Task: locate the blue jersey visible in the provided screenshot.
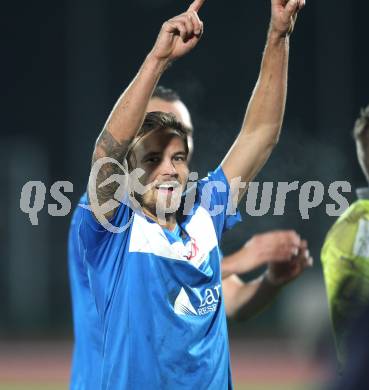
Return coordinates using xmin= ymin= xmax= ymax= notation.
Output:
xmin=68 ymin=166 xmax=240 ymax=389
xmin=68 ymin=199 xmax=103 ymax=390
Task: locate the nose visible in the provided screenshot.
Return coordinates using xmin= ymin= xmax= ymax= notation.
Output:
xmin=160 ymin=157 xmax=178 ymax=177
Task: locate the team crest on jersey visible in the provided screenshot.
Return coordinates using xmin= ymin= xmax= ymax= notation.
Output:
xmin=174 ymin=285 xmax=221 ymax=316
xmin=129 ymin=207 xmax=218 ymax=268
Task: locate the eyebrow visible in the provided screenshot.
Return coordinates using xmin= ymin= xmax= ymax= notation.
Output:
xmin=142 ymin=151 xmax=162 ymax=160
xmin=183 ymin=125 xmax=193 ymax=134
xmin=142 ymin=150 xmax=187 ymax=161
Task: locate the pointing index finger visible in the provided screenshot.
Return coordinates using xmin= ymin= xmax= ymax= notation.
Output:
xmin=188 ymin=0 xmax=206 ymax=13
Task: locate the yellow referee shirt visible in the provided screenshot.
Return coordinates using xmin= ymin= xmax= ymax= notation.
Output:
xmin=322 ymin=189 xmax=369 ymax=365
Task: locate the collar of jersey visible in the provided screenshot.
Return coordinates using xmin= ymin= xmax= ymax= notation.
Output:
xmin=357 ymin=187 xmax=369 ymax=200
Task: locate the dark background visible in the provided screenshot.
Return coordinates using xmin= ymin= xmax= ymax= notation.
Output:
xmin=1 ymin=0 xmax=368 ymax=356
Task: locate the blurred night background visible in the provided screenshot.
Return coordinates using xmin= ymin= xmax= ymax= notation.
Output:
xmin=1 ymin=0 xmax=369 ymax=389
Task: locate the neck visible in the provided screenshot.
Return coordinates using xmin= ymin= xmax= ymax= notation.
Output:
xmin=142 ymin=207 xmax=177 ymax=231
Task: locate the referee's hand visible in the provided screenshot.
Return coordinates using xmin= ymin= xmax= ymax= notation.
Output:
xmin=150 ymin=0 xmax=205 ymax=62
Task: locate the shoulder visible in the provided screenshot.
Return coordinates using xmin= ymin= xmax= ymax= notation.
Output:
xmin=322 ymin=200 xmax=369 ymax=262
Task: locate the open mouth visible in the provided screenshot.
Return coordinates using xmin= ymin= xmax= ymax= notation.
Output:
xmin=155 ymin=181 xmax=180 ymax=193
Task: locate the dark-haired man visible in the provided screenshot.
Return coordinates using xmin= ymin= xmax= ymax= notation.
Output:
xmin=322 ymin=105 xmax=369 ymax=367
xmin=69 ymin=0 xmax=308 ymax=388
xmin=150 ymin=86 xmax=194 ymax=158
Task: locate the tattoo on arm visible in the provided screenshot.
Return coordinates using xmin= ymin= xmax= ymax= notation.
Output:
xmin=88 ymin=128 xmax=132 ymax=219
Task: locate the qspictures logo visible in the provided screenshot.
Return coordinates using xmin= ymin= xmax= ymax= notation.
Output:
xmin=19 ymin=156 xmax=352 ymax=232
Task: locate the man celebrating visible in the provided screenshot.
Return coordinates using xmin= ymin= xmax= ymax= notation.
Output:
xmin=71 ymin=0 xmax=306 ymax=388
xmin=69 ymin=89 xmax=312 ymax=388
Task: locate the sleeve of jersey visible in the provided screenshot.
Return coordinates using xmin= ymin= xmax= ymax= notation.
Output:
xmin=78 ymin=196 xmax=133 ymax=253
xmin=197 ymin=165 xmax=242 ymax=240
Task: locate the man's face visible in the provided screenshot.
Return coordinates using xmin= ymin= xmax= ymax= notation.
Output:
xmin=130 ymin=128 xmax=189 ymax=217
xmin=147 ymin=98 xmax=194 ymax=160
xmin=356 ymin=136 xmax=369 ymax=182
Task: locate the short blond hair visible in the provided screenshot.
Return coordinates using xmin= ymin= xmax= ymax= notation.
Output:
xmin=126 ymin=111 xmax=189 ymax=170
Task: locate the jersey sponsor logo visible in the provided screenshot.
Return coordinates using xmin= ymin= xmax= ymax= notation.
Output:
xmin=174 ymin=288 xmax=198 ymax=316
xmin=174 ymin=285 xmax=221 ymax=317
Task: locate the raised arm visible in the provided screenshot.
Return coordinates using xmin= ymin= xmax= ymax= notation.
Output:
xmin=88 ymin=0 xmax=205 ymax=221
xmin=221 ymin=0 xmax=305 ymax=201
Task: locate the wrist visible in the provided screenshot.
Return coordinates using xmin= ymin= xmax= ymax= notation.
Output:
xmin=145 ymin=52 xmax=172 ymax=74
xmin=267 ymin=26 xmax=291 ymax=43
xmin=221 ymin=255 xmax=238 ymax=279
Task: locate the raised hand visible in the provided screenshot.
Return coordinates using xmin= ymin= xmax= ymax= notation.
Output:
xmin=150 ymin=0 xmax=205 ymax=62
xmin=270 ymin=0 xmax=305 ymax=37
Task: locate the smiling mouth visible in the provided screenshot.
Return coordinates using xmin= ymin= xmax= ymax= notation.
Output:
xmin=155 ymin=182 xmax=180 ymax=193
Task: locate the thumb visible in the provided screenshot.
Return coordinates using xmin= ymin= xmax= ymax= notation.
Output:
xmin=298 ymin=0 xmax=306 ymax=10
xmin=285 ymin=0 xmax=299 ymax=16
